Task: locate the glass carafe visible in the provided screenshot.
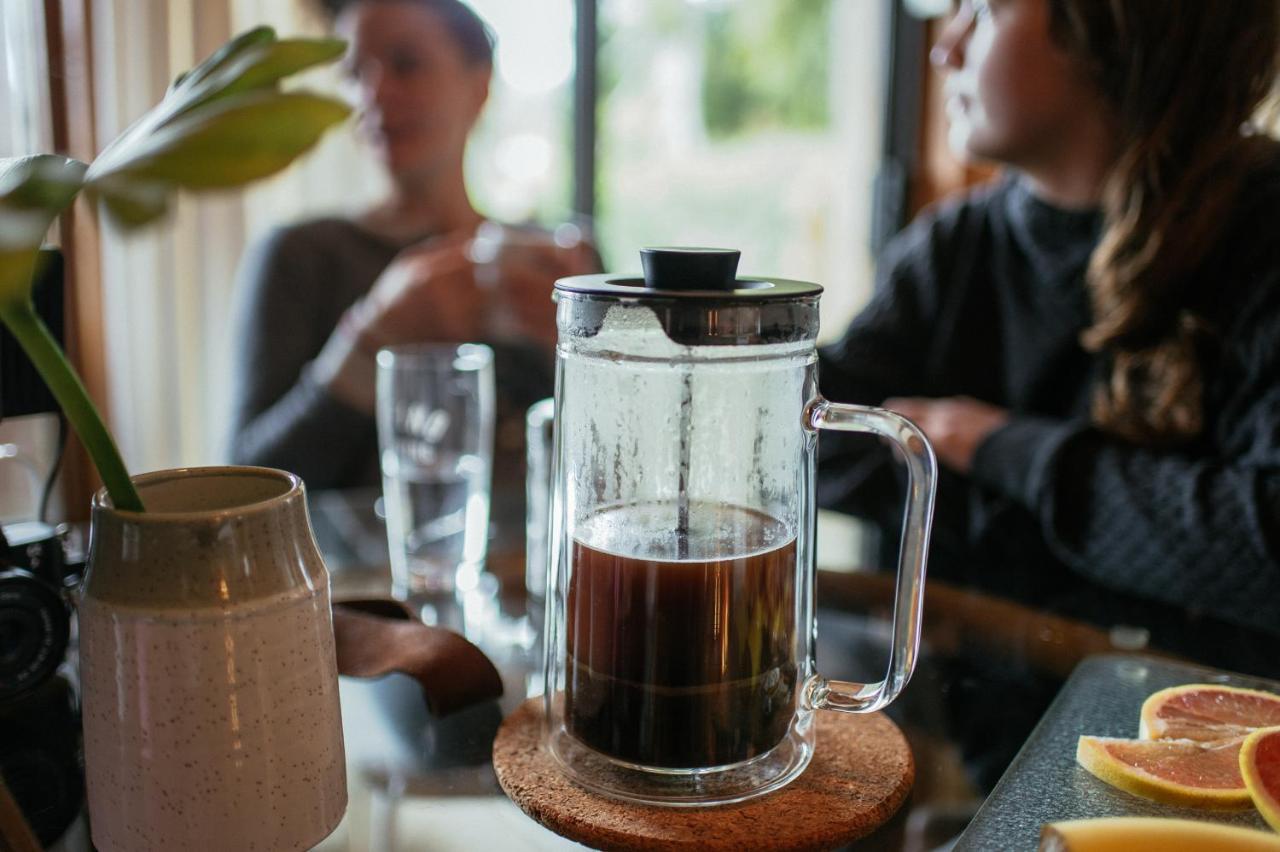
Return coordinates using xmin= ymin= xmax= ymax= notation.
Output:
xmin=542 ymin=248 xmax=936 ymax=806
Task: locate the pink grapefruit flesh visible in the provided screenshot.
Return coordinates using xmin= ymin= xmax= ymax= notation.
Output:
xmin=1077 ymin=735 xmax=1253 ymax=809
xmin=1141 ymin=685 xmax=1280 ymax=742
xmin=1241 ymin=726 xmax=1280 ymax=833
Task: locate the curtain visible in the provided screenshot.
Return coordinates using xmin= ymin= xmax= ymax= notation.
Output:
xmin=0 ymin=0 xmax=58 ymax=522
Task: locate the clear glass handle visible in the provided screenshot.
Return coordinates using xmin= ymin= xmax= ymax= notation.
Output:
xmin=802 ymin=398 xmax=937 ymax=714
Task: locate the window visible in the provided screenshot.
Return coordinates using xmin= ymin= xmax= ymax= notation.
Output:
xmin=467 ymin=0 xmax=578 ymax=224
xmin=74 ymin=0 xmax=905 ymax=473
xmin=593 ymin=0 xmax=888 ymax=339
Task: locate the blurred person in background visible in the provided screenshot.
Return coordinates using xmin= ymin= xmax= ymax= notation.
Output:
xmin=819 ymin=0 xmax=1280 ymax=682
xmin=228 ymin=0 xmax=596 ymax=489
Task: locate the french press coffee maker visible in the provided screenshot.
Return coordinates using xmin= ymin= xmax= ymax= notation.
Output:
xmin=542 ymin=248 xmax=936 ymax=806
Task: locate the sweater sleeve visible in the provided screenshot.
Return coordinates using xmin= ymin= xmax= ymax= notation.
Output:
xmin=816 ymin=196 xmax=988 ymax=515
xmin=970 ymin=390 xmax=1280 ymax=635
xmin=818 ymin=215 xmax=948 ymax=405
xmin=225 ymin=226 xmax=377 ymax=490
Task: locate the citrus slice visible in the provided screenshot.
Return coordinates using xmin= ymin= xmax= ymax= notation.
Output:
xmin=1041 ymin=816 xmax=1280 ymax=851
xmin=1076 ymin=734 xmax=1253 ymax=809
xmin=1241 ymin=726 xmax=1280 ymax=833
xmin=1140 ymin=685 xmax=1280 ymax=742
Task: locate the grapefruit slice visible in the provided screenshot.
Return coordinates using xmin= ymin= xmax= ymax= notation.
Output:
xmin=1140 ymin=685 xmax=1280 ymax=742
xmin=1076 ymin=735 xmax=1253 ymax=809
xmin=1041 ymin=817 xmax=1280 ymax=851
xmin=1241 ymin=726 xmax=1280 ymax=833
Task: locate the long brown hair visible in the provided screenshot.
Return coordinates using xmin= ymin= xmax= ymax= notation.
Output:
xmin=1047 ymin=0 xmax=1280 ymax=444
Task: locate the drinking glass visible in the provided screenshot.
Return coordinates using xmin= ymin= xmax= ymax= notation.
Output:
xmin=376 ymin=344 xmax=495 ymax=600
xmin=468 ymin=220 xmax=592 ymax=340
xmin=525 ymin=397 xmax=555 ymax=600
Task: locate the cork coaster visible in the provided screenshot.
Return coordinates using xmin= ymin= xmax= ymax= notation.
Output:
xmin=493 ymin=698 xmax=913 ymax=852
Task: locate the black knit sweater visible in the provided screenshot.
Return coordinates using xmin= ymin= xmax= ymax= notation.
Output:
xmin=817 ymin=165 xmax=1280 ymax=675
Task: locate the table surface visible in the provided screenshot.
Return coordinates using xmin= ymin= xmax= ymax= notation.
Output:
xmin=305 ymin=489 xmax=1271 ymax=852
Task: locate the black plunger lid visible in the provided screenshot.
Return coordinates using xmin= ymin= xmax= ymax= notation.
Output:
xmin=554 ymin=248 xmax=822 ymax=345
xmin=555 ymin=247 xmax=822 ymax=303
xmin=640 ymin=247 xmax=740 ymax=291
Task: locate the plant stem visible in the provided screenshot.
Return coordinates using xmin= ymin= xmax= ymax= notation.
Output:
xmin=0 ymin=301 xmax=143 ymax=511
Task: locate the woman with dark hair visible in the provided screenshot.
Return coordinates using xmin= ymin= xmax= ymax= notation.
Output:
xmin=227 ymin=0 xmax=596 ymax=488
xmin=819 ymin=0 xmax=1280 ymax=675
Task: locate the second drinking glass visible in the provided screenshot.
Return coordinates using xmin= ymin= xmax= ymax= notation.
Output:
xmin=376 ymin=344 xmax=495 ymax=601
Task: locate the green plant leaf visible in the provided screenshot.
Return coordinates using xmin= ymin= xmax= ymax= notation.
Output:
xmin=179 ymin=25 xmax=277 ymax=90
xmin=84 ymin=28 xmax=349 ymax=229
xmin=0 ymin=249 xmax=40 ymax=310
xmin=0 ymin=27 xmax=350 ymax=514
xmin=0 ymin=156 xmax=86 ymax=306
xmin=93 ymin=26 xmax=282 ymax=176
xmin=0 ymin=155 xmax=87 ymax=243
xmin=172 ymin=38 xmax=349 ymax=120
xmin=0 ymin=299 xmax=143 ymax=511
xmin=87 ymin=90 xmax=350 ymax=195
xmin=215 ymin=38 xmax=348 ymax=94
xmin=88 ymin=176 xmax=170 ymax=228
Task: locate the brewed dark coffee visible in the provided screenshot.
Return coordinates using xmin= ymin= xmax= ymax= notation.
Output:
xmin=565 ymin=501 xmax=797 ymax=769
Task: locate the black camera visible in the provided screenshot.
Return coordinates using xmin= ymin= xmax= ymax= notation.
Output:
xmin=0 ymin=520 xmax=84 ymax=846
xmin=1 ymin=522 xmax=73 ymax=698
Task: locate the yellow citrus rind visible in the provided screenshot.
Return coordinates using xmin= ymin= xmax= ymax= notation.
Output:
xmin=1241 ymin=726 xmax=1280 ymax=834
xmin=1140 ymin=684 xmax=1280 ymax=741
xmin=1040 ymin=817 xmax=1280 ymax=851
xmin=1076 ymin=735 xmax=1253 ymax=810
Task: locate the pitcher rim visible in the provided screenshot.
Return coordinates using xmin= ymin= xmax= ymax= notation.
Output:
xmin=92 ymin=465 xmax=304 ymax=523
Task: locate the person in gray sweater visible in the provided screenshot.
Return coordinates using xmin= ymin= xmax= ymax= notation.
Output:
xmin=227 ymin=0 xmax=596 ymax=489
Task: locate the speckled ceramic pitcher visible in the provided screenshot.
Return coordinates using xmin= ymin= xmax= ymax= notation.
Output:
xmin=78 ymin=467 xmax=347 ymax=851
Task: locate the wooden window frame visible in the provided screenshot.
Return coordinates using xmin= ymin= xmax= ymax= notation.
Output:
xmin=43 ymin=0 xmax=108 ymax=520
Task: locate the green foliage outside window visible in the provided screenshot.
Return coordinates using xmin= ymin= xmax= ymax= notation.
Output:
xmin=702 ymin=0 xmax=831 ymax=139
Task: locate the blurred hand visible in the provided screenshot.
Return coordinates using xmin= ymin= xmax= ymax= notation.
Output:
xmin=352 ymin=232 xmax=486 ymax=347
xmin=475 ymin=234 xmax=599 ymax=350
xmin=882 ymin=395 xmax=1010 ymax=474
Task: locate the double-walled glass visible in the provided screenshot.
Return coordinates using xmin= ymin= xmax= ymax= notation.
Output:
xmin=542 ymin=280 xmax=937 ymax=806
